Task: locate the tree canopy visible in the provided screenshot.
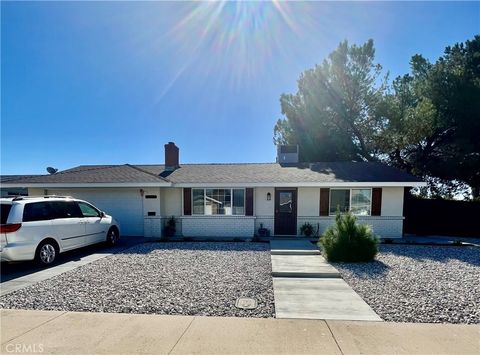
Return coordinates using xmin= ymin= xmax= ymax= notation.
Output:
xmin=274 ymin=36 xmax=480 ymax=199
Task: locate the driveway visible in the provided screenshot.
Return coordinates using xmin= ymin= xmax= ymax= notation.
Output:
xmin=1 ymin=236 xmax=146 ymax=282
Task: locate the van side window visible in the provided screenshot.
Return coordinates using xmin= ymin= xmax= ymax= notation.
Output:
xmin=78 ymin=202 xmax=100 ymax=217
xmin=51 ymin=201 xmax=83 ymax=219
xmin=23 ymin=202 xmax=56 ymax=222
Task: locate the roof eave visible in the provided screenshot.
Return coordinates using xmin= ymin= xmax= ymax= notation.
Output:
xmin=2 ymin=181 xmax=426 ymax=188
xmin=172 ymin=181 xmax=427 ymax=188
xmin=1 ymin=182 xmax=172 ymax=188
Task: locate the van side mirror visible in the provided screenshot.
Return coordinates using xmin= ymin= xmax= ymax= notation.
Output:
xmin=100 ymin=211 xmax=106 ymax=218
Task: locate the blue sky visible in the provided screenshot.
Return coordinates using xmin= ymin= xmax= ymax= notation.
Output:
xmin=1 ymin=1 xmax=479 ymax=175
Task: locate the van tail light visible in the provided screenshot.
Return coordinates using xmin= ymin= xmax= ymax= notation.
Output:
xmin=0 ymin=223 xmax=22 ymax=233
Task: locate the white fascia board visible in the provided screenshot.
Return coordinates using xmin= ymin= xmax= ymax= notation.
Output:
xmin=172 ymin=181 xmax=427 ymax=188
xmin=1 ymin=182 xmax=172 ymax=188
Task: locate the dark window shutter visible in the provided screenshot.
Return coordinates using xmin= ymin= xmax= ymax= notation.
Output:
xmin=320 ymin=188 xmax=329 ymax=216
xmin=183 ymin=188 xmax=192 ymax=215
xmin=245 ymin=188 xmax=254 ymax=216
xmin=371 ymin=188 xmax=382 ymax=216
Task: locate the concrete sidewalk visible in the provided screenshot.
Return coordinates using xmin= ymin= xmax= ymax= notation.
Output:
xmin=1 ymin=309 xmax=479 ymax=355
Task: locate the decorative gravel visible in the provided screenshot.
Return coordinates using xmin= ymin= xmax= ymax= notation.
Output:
xmin=0 ymin=242 xmax=275 ymax=318
xmin=334 ymin=245 xmax=480 ymax=324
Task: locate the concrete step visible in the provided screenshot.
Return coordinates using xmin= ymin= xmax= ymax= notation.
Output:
xmin=270 ymin=254 xmax=341 ymax=279
xmin=270 ymin=240 xmax=320 ymax=256
xmin=271 ymin=249 xmax=321 ymax=256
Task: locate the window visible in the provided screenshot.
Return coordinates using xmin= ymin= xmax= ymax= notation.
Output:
xmin=51 ymin=201 xmax=83 ymax=219
xmin=329 ymin=189 xmax=372 ymax=216
xmin=205 ymin=189 xmax=231 ymax=215
xmin=192 ymin=189 xmax=245 ymax=215
xmin=1 ymin=204 xmax=12 ymax=224
xmin=193 ymin=189 xmax=205 ymax=215
xmin=329 ymin=189 xmax=350 ymax=214
xmin=78 ymin=202 xmax=100 ymax=217
xmin=23 ymin=202 xmax=56 ymax=222
xmin=232 ymin=189 xmax=245 ymax=215
xmin=350 ymin=189 xmax=372 ymax=216
xmin=279 ymin=192 xmax=293 ymax=213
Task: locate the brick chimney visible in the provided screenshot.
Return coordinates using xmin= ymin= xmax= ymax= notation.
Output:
xmin=165 ymin=142 xmax=179 ymax=171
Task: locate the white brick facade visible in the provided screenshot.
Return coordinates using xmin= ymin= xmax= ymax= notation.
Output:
xmin=297 ymin=216 xmax=404 ymax=238
xmin=144 ymin=217 xmax=163 ymax=238
xmin=29 ymin=186 xmax=406 ymax=239
xmin=181 ymin=216 xmax=255 ymax=237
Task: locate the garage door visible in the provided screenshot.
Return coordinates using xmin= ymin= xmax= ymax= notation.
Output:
xmin=47 ymin=189 xmax=144 ymax=236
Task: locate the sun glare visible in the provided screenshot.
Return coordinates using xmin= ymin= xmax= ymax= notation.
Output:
xmin=153 ymin=1 xmax=315 ymax=100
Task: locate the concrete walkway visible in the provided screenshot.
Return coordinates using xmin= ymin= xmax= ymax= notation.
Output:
xmin=1 ymin=309 xmax=479 ymax=355
xmin=270 ymin=240 xmax=381 ymax=321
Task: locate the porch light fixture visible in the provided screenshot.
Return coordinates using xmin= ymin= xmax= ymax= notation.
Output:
xmin=266 ymin=192 xmax=271 ymax=201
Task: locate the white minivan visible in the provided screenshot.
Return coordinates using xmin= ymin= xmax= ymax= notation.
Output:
xmin=0 ymin=196 xmax=120 ymax=266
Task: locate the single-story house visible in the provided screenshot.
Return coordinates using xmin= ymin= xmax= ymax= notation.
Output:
xmin=1 ymin=142 xmax=425 ymax=238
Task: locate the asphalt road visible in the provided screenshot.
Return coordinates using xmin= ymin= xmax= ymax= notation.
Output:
xmin=1 ymin=236 xmax=147 ymax=283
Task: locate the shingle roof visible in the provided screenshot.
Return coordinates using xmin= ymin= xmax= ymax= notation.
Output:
xmin=2 ymin=162 xmax=423 ymax=185
xmin=137 ymin=162 xmax=423 ymax=184
xmin=1 ymin=175 xmax=39 ymax=183
xmin=3 ymin=165 xmax=169 ymax=184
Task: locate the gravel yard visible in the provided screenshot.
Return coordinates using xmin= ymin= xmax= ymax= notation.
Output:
xmin=0 ymin=242 xmax=275 ymax=318
xmin=334 ymin=244 xmax=480 ymax=324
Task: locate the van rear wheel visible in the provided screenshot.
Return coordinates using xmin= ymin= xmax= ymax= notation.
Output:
xmin=35 ymin=240 xmax=58 ymax=266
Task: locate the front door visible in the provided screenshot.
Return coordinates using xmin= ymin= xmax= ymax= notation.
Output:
xmin=274 ymin=188 xmax=297 ymax=235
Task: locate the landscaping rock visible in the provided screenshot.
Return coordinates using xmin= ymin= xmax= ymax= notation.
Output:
xmin=334 ymin=244 xmax=480 ymax=324
xmin=0 ymin=242 xmax=275 ymax=318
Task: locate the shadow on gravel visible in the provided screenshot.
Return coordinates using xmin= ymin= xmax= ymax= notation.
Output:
xmin=379 ymin=244 xmax=480 ymax=267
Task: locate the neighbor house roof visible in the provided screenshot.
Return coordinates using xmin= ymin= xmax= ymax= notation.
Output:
xmin=1 ymin=162 xmax=425 ymax=188
xmin=1 ymin=175 xmax=39 ymax=183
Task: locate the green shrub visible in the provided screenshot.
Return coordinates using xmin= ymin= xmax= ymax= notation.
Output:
xmin=300 ymin=222 xmax=314 ymax=237
xmin=318 ymin=211 xmax=379 ymax=262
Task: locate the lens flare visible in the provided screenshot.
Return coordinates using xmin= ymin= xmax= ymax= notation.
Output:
xmin=148 ymin=1 xmax=322 ymax=101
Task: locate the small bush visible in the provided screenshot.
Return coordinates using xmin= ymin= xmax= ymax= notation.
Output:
xmin=300 ymin=222 xmax=314 ymax=237
xmin=162 ymin=216 xmax=176 ymax=240
xmin=318 ymin=211 xmax=379 ymax=262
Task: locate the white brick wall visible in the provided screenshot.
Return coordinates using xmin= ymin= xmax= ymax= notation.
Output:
xmin=297 ymin=216 xmax=404 ymax=238
xmin=181 ymin=216 xmax=255 ymax=237
xmin=144 ymin=217 xmax=163 ymax=238
xmin=255 ymin=216 xmax=274 ymax=235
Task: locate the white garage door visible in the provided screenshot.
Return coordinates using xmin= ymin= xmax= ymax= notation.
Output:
xmin=47 ymin=188 xmax=144 ymax=236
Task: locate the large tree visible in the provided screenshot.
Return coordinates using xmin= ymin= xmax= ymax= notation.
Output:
xmin=275 ymin=37 xmax=480 ymax=199
xmin=380 ymin=36 xmax=480 ymax=198
xmin=274 ymin=39 xmax=387 ymax=162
